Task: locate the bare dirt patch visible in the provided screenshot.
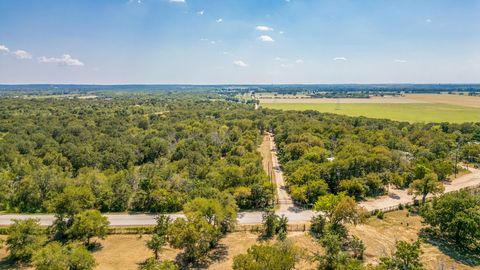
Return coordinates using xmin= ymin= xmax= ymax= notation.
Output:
xmin=258 ymin=134 xmax=272 ymax=176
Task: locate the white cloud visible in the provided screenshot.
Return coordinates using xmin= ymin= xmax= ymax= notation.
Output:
xmin=258 ymin=35 xmax=274 ymax=42
xmin=394 ymin=59 xmax=407 ymax=63
xmin=233 ymin=60 xmax=248 ymax=67
xmin=275 ymin=57 xmax=287 ymax=61
xmin=280 ymin=63 xmax=293 ymax=68
xmin=216 ymin=18 xmax=223 ymax=23
xmin=295 ymin=59 xmax=304 ymax=64
xmin=256 ymin=25 xmax=273 ymax=31
xmin=197 ymin=10 xmax=204 ymax=15
xmin=425 ymin=18 xmax=432 ymax=23
xmin=279 ymin=31 xmax=284 ymax=35
xmin=127 ymin=0 xmax=142 ymax=4
xmin=333 ymin=57 xmax=347 ymax=61
xmin=38 ymin=54 xmax=84 ymax=66
xmin=0 ymin=45 xmax=9 ymax=54
xmin=13 ymin=50 xmax=32 ymax=59
xmin=169 ymin=0 xmax=185 ymax=3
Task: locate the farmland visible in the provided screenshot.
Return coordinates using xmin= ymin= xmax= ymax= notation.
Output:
xmin=260 ymin=94 xmax=480 ymax=123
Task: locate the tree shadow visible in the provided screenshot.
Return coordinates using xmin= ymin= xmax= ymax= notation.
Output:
xmin=0 ymin=258 xmax=25 ymax=270
xmin=87 ymin=242 xmax=104 ymax=252
xmin=419 ymin=228 xmax=480 ymax=267
xmin=388 ymin=193 xmax=400 ymax=200
xmin=174 ymin=243 xmax=229 ymax=269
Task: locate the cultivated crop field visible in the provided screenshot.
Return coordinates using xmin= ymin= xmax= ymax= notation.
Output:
xmin=261 ymin=94 xmax=480 ymax=123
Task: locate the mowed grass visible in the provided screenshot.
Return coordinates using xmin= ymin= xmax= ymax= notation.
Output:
xmin=262 ymin=103 xmax=480 ymax=123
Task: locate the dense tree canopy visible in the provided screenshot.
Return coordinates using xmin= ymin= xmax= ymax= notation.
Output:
xmin=421 ymin=190 xmax=480 ymax=250
xmin=0 ymin=94 xmax=273 ymax=213
xmin=267 ymin=110 xmax=480 ymax=204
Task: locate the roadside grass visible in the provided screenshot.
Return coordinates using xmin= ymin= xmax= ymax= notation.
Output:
xmin=262 ymin=103 xmax=480 ymax=123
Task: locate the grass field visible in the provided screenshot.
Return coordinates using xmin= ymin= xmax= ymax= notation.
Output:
xmin=262 ymin=103 xmax=480 ymax=123
xmin=1 ymin=210 xmax=476 ymax=269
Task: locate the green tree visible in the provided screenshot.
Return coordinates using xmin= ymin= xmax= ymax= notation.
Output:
xmin=408 ymin=172 xmax=444 ymax=204
xmin=146 ymin=215 xmax=171 ymax=260
xmin=314 ymin=193 xmax=365 ymax=225
xmin=262 ymin=209 xmax=280 ymax=239
xmin=67 ymin=209 xmax=110 ymax=245
xmin=168 ymin=217 xmax=220 ymax=263
xmin=316 ymin=230 xmax=363 ymax=270
xmin=66 ymin=242 xmax=97 ymax=270
xmin=376 ymin=240 xmax=425 ymax=270
xmin=232 ymin=241 xmax=301 ymax=270
xmin=32 ymin=242 xmax=96 ymax=270
xmin=32 ymin=242 xmax=69 ymax=270
xmin=140 ymin=258 xmax=178 ymax=270
xmin=421 ymin=190 xmax=480 ymax=249
xmin=6 ymin=218 xmax=46 ymax=262
xmin=183 ymin=196 xmax=237 ymax=233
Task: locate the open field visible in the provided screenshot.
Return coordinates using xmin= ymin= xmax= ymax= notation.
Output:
xmin=348 ymin=210 xmax=477 ymax=270
xmin=262 ymin=103 xmax=480 ymax=123
xmin=2 ymin=211 xmax=475 ymax=270
xmin=406 ymin=94 xmax=480 ymax=108
xmin=0 ymin=232 xmax=320 ymax=270
xmin=259 ymin=96 xmax=424 ymax=104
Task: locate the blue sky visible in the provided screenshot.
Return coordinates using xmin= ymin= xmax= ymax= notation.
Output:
xmin=0 ymin=0 xmax=479 ymax=84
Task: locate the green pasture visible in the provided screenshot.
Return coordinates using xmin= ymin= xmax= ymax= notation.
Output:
xmin=261 ymin=103 xmax=480 ymax=123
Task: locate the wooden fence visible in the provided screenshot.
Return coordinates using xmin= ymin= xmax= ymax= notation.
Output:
xmin=370 ymin=183 xmax=480 ymax=214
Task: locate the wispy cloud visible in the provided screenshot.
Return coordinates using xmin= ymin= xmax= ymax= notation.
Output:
xmin=256 ymin=25 xmax=273 ymax=31
xmin=275 ymin=57 xmax=287 ymax=61
xmin=425 ymin=18 xmax=432 ymax=23
xmin=216 ymin=18 xmax=223 ymax=23
xmin=38 ymin=54 xmax=84 ymax=66
xmin=258 ymin=35 xmax=274 ymax=42
xmin=333 ymin=57 xmax=347 ymax=61
xmin=233 ymin=60 xmax=248 ymax=67
xmin=0 ymin=45 xmax=9 ymax=54
xmin=127 ymin=0 xmax=142 ymax=4
xmin=169 ymin=0 xmax=185 ymax=3
xmin=295 ymin=59 xmax=304 ymax=64
xmin=394 ymin=59 xmax=407 ymax=63
xmin=197 ymin=10 xmax=204 ymax=15
xmin=13 ymin=50 xmax=32 ymax=59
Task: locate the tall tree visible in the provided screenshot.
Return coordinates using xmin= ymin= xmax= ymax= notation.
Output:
xmin=408 ymin=172 xmax=444 ymax=204
xmin=6 ymin=218 xmax=46 ymax=262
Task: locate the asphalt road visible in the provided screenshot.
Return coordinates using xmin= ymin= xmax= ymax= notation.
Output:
xmin=1 ymin=137 xmax=479 ymax=227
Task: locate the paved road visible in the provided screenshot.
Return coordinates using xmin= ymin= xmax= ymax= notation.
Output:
xmin=1 ymin=142 xmax=478 ymax=226
xmin=359 ymin=166 xmax=480 ymax=212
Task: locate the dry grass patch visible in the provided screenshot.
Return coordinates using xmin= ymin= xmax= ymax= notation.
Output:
xmin=92 ymin=232 xmax=319 ymax=270
xmin=406 ymin=94 xmax=480 ymax=108
xmin=348 ymin=210 xmax=476 ymax=270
